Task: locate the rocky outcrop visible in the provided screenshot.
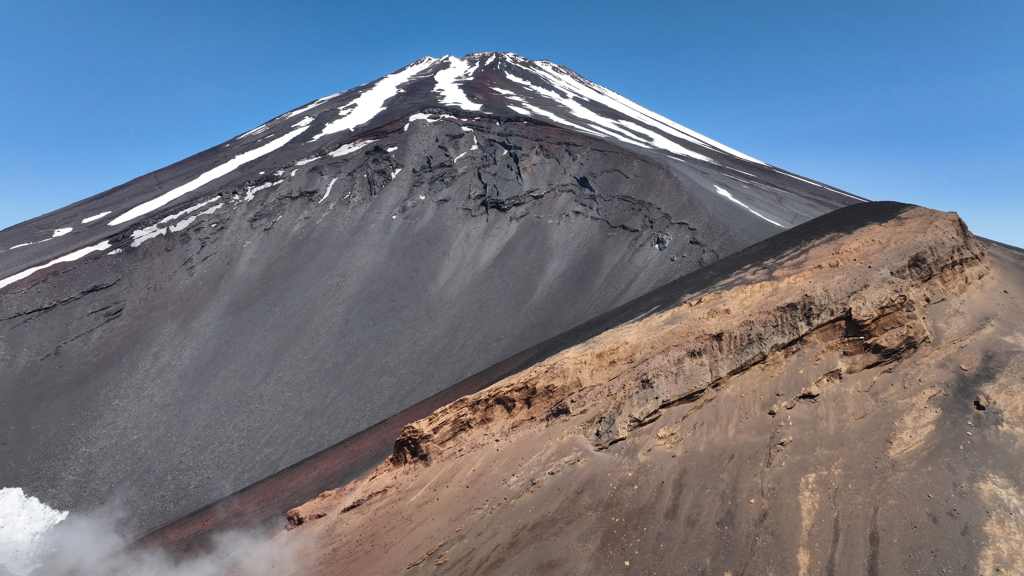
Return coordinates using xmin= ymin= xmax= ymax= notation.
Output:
xmin=281 ymin=206 xmax=1024 ymax=575
xmin=386 ymin=207 xmax=986 ymax=463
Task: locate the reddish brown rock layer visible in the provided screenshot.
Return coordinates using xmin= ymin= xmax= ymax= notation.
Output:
xmin=281 ymin=207 xmax=1024 ymax=575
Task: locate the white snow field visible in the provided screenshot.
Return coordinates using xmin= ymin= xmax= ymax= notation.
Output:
xmin=0 ymin=488 xmax=68 ymax=576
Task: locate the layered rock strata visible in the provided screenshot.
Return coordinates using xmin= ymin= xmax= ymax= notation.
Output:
xmin=283 ymin=205 xmax=1024 ymax=575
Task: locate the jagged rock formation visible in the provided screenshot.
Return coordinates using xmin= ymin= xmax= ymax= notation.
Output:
xmin=283 ymin=203 xmax=1024 ymax=575
xmin=0 ymin=53 xmax=862 ymax=534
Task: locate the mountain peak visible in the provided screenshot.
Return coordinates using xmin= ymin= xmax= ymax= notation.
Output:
xmin=1 ymin=52 xmax=862 ymax=294
xmin=55 ymin=52 xmax=853 ymax=238
xmin=251 ymin=51 xmax=771 ymax=163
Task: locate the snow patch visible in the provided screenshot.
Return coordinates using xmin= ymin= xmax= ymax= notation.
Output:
xmin=157 ymin=196 xmax=221 ymax=225
xmin=245 ymin=180 xmax=282 ymax=202
xmin=8 ymin=239 xmax=50 ymax=250
xmin=311 ymin=59 xmax=435 ymax=142
xmin=81 ymin=211 xmax=112 ymax=224
xmin=329 ymin=139 xmax=376 ymax=157
xmin=532 ymin=61 xmax=764 ymax=164
xmin=387 ymin=146 xmax=398 ymax=153
xmin=131 ymin=203 xmax=222 ymax=248
xmin=0 ymin=488 xmax=69 ymax=576
xmin=508 ymin=70 xmax=652 ymax=146
xmin=236 ymin=124 xmax=269 ymax=139
xmin=284 ymin=93 xmax=340 ymax=119
xmin=454 ymin=134 xmax=479 ymax=163
xmin=497 ymin=61 xmax=752 ymax=164
xmin=713 ymin=185 xmax=784 ymax=227
xmin=499 ymin=72 xmax=603 ymax=137
xmin=612 ymin=118 xmax=713 ymax=162
xmin=130 ymin=224 xmax=167 ymax=247
xmin=167 ymin=216 xmax=197 ymax=234
xmin=433 ymin=56 xmax=483 ymax=112
xmin=403 ymin=112 xmax=461 ymax=132
xmin=0 ymin=241 xmax=112 ymax=290
xmin=320 ymin=177 xmax=338 ymax=204
xmin=52 ymin=228 xmax=72 ymax=238
xmin=109 ymin=126 xmax=309 ymax=226
xmin=199 ymin=203 xmax=223 ymax=216
xmin=407 ymin=112 xmax=457 ymax=124
xmin=291 ymin=116 xmax=314 ymax=128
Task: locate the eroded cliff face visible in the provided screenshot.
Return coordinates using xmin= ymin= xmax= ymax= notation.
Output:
xmin=282 ymin=207 xmax=1024 ymax=575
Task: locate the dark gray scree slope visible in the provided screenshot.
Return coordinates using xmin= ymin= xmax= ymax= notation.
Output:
xmin=0 ymin=52 xmax=863 ymax=533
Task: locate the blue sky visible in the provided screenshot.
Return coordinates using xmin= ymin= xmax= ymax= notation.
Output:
xmin=1 ymin=1 xmax=1021 ymax=246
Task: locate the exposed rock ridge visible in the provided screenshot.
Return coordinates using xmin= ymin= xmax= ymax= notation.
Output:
xmin=282 ymin=205 xmax=1024 ymax=576
xmin=385 ymin=207 xmax=987 ymax=467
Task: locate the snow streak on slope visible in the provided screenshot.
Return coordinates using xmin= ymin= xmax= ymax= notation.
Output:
xmin=81 ymin=212 xmax=111 ymax=224
xmin=310 ymin=58 xmax=437 ymax=142
xmin=714 ymin=185 xmax=784 ymax=227
xmin=109 ymin=126 xmax=310 ymax=226
xmin=407 ymin=54 xmax=859 ymax=206
xmin=130 ymin=197 xmax=224 ymax=247
xmin=0 ymin=51 xmax=862 ymax=297
xmin=320 ymin=177 xmax=338 ymax=204
xmin=0 ymin=241 xmax=112 ymax=289
xmin=329 ymin=139 xmax=377 ymax=157
xmin=433 ymin=56 xmax=483 ymax=112
xmin=284 ymin=94 xmax=341 ymax=120
xmin=535 ymin=60 xmax=765 ymax=165
xmin=500 ymin=66 xmax=715 ymax=162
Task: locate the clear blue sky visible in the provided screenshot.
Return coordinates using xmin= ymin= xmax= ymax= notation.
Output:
xmin=2 ymin=1 xmax=1021 ymax=246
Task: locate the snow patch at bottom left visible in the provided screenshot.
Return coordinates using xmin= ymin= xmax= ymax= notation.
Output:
xmin=0 ymin=487 xmax=68 ymax=576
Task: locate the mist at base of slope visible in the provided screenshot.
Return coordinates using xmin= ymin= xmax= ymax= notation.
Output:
xmin=0 ymin=491 xmax=294 ymax=576
xmin=34 ymin=515 xmax=294 ymax=576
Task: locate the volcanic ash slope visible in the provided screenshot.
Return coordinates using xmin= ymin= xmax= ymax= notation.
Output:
xmin=282 ymin=204 xmax=1024 ymax=575
xmin=0 ymin=52 xmax=862 ymax=533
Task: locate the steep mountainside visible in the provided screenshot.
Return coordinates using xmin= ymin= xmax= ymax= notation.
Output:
xmin=0 ymin=53 xmax=861 ymax=534
xmin=282 ymin=204 xmax=1024 ymax=575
